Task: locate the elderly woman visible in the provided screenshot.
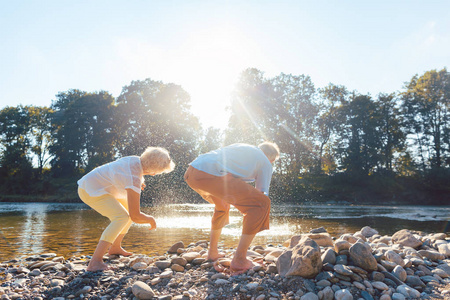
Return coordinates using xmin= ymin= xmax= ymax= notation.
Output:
xmin=77 ymin=147 xmax=175 ymax=271
xmin=184 ymin=142 xmax=280 ymax=274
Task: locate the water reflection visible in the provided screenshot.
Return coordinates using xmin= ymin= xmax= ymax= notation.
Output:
xmin=0 ymin=202 xmax=448 ymax=261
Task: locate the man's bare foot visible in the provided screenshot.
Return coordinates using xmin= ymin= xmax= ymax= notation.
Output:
xmin=230 ymin=257 xmax=254 ymax=275
xmin=87 ymin=260 xmax=110 ymax=272
xmin=108 ymin=247 xmax=132 ymax=257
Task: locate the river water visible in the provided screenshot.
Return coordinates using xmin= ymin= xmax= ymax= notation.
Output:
xmin=0 ymin=202 xmax=448 ymax=261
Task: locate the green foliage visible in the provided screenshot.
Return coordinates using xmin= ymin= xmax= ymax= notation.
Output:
xmin=0 ymin=69 xmax=448 ymax=205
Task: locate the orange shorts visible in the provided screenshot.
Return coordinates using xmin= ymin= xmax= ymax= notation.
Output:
xmin=184 ymin=166 xmax=270 ymax=235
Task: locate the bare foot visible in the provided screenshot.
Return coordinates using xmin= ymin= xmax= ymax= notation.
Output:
xmin=87 ymin=260 xmax=110 ymax=272
xmin=108 ymin=247 xmax=133 ymax=257
xmin=230 ymin=257 xmax=254 ymax=275
xmin=207 ymin=251 xmax=226 ymax=261
xmin=213 ymin=260 xmax=231 ymax=274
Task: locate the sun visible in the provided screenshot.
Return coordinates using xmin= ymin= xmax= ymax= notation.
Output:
xmin=170 ymin=25 xmax=261 ymax=129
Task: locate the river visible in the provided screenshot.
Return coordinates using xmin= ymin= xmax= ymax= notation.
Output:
xmin=0 ymin=202 xmax=448 ymax=261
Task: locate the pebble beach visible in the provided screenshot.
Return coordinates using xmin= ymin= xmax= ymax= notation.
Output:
xmin=1 ymin=226 xmax=449 ymax=300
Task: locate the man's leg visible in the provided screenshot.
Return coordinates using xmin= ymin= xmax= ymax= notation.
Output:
xmin=231 ymin=233 xmax=256 ymax=273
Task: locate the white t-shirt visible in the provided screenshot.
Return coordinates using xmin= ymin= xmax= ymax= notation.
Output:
xmin=77 ymin=156 xmax=144 ymax=199
xmin=190 ymin=143 xmax=273 ymax=195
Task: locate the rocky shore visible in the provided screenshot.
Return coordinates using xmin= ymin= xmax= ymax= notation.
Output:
xmin=1 ymin=227 xmax=449 ymax=300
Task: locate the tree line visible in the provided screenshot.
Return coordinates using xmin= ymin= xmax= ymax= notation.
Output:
xmin=0 ymin=68 xmax=448 ymax=205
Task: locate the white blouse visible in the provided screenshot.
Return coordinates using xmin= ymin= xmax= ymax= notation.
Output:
xmin=190 ymin=143 xmax=273 ymax=195
xmin=77 ymin=156 xmax=143 ymax=199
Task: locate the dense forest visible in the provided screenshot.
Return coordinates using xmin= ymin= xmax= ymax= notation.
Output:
xmin=0 ymin=68 xmax=449 ymax=205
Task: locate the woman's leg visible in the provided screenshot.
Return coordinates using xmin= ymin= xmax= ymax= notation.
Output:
xmin=109 ymin=198 xmax=133 ymax=256
xmin=78 ymin=188 xmax=132 ymax=270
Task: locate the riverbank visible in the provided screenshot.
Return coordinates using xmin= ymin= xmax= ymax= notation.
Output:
xmin=1 ymin=226 xmax=449 ymax=300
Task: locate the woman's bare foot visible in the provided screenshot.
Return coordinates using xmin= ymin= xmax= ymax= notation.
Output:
xmin=230 ymin=257 xmax=254 ymax=275
xmin=108 ymin=247 xmax=132 ymax=257
xmin=87 ymin=260 xmax=110 ymax=272
xmin=207 ymin=250 xmax=226 ymax=261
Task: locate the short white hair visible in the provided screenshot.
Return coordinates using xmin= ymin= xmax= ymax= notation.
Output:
xmin=258 ymin=141 xmax=280 ymax=162
xmin=140 ymin=147 xmax=175 ymax=174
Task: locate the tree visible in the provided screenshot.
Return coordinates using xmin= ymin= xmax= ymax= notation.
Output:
xmin=316 ymin=84 xmax=349 ymax=174
xmin=401 ymin=68 xmax=450 ymax=170
xmin=115 ymin=79 xmax=202 ymax=203
xmin=28 ymin=106 xmax=54 ymax=176
xmin=375 ymin=93 xmax=405 ymax=172
xmin=0 ymin=106 xmax=34 ymax=192
xmin=225 ymin=68 xmax=276 ymax=146
xmin=335 ymin=94 xmax=383 ymax=176
xmin=50 ymin=90 xmax=117 ymax=176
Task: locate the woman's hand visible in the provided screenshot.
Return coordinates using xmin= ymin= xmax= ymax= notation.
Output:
xmin=141 ymin=182 xmax=146 ymax=191
xmin=147 ymin=215 xmax=157 ymax=230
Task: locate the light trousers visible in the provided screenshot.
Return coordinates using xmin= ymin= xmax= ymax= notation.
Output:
xmin=184 ymin=166 xmax=271 ymax=235
xmin=78 ymin=188 xmax=132 ymax=243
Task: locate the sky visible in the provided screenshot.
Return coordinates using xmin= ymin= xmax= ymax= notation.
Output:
xmin=1 ymin=0 xmax=449 ymax=129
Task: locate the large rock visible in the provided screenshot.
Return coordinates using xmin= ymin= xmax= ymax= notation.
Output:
xmin=384 ymin=250 xmax=405 ymax=267
xmin=277 ymin=236 xmax=322 ymax=278
xmin=349 ymin=242 xmax=377 ymax=272
xmin=334 ymin=239 xmax=351 ymax=253
xmin=438 ymin=244 xmax=450 ymax=257
xmin=418 ymin=249 xmax=445 ymax=261
xmin=396 ymin=284 xmax=420 ymax=299
xmin=391 ymin=229 xmax=422 ymax=249
xmin=168 ymin=241 xmax=184 ymax=253
xmin=335 ymin=289 xmax=353 ymax=300
xmin=290 ymin=233 xmax=333 ymax=248
xmin=181 ymin=252 xmax=201 ymax=262
xmin=392 ymin=265 xmax=407 ymax=282
xmin=132 ymin=281 xmax=155 ymax=299
xmin=360 ymin=226 xmax=378 ymax=238
xmin=321 ymin=248 xmax=336 ymax=265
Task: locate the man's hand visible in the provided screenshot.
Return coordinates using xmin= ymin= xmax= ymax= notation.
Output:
xmin=141 ymin=182 xmax=146 ymax=191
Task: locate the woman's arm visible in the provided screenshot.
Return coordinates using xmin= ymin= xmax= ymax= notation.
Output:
xmin=126 ymin=189 xmax=157 ymax=229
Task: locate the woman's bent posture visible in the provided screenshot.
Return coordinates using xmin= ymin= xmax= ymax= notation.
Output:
xmin=77 ymin=147 xmax=175 ymax=271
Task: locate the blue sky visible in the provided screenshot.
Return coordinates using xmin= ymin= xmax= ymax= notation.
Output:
xmin=1 ymin=1 xmax=449 ymax=129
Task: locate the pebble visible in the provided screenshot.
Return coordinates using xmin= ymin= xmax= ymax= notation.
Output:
xmin=0 ymin=226 xmax=448 ymax=300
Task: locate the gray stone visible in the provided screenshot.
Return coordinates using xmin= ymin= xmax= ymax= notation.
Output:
xmin=360 ymin=290 xmax=374 ymax=300
xmin=321 ymin=248 xmax=336 ymax=265
xmin=277 ymin=236 xmax=322 ymax=278
xmin=396 ymin=284 xmax=420 ymax=298
xmin=349 ymin=243 xmax=377 ymax=272
xmin=372 ymin=281 xmax=389 ymax=290
xmin=418 ymin=250 xmax=445 ymax=261
xmin=438 ymin=243 xmax=450 ymax=256
xmin=334 ymin=289 xmax=353 ymax=300
xmin=132 ymin=281 xmax=155 ymax=299
xmin=392 ymin=265 xmax=407 ymax=282
xmin=391 ymin=293 xmax=405 ymax=300
xmin=391 ymin=229 xmax=422 ymax=249
xmin=290 ymin=233 xmax=334 ymax=247
xmin=334 ymin=240 xmax=351 ymax=253
xmin=168 ymin=241 xmax=185 ymax=253
xmin=181 ymin=252 xmax=201 ymax=262
xmin=310 ymin=227 xmax=327 ymax=234
xmin=155 ymin=260 xmax=171 ymax=269
xmin=171 ymin=257 xmax=187 ymax=266
xmin=405 ymin=275 xmax=425 ymax=287
xmin=384 ymin=250 xmax=404 ymax=267
xmin=300 ymin=292 xmax=319 ymax=300
xmin=321 ymin=286 xmax=334 ymax=300
xmin=334 ymin=264 xmax=354 ymax=276
xmin=361 ymin=226 xmax=378 ymax=238
xmin=215 ymin=279 xmax=230 ymax=285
